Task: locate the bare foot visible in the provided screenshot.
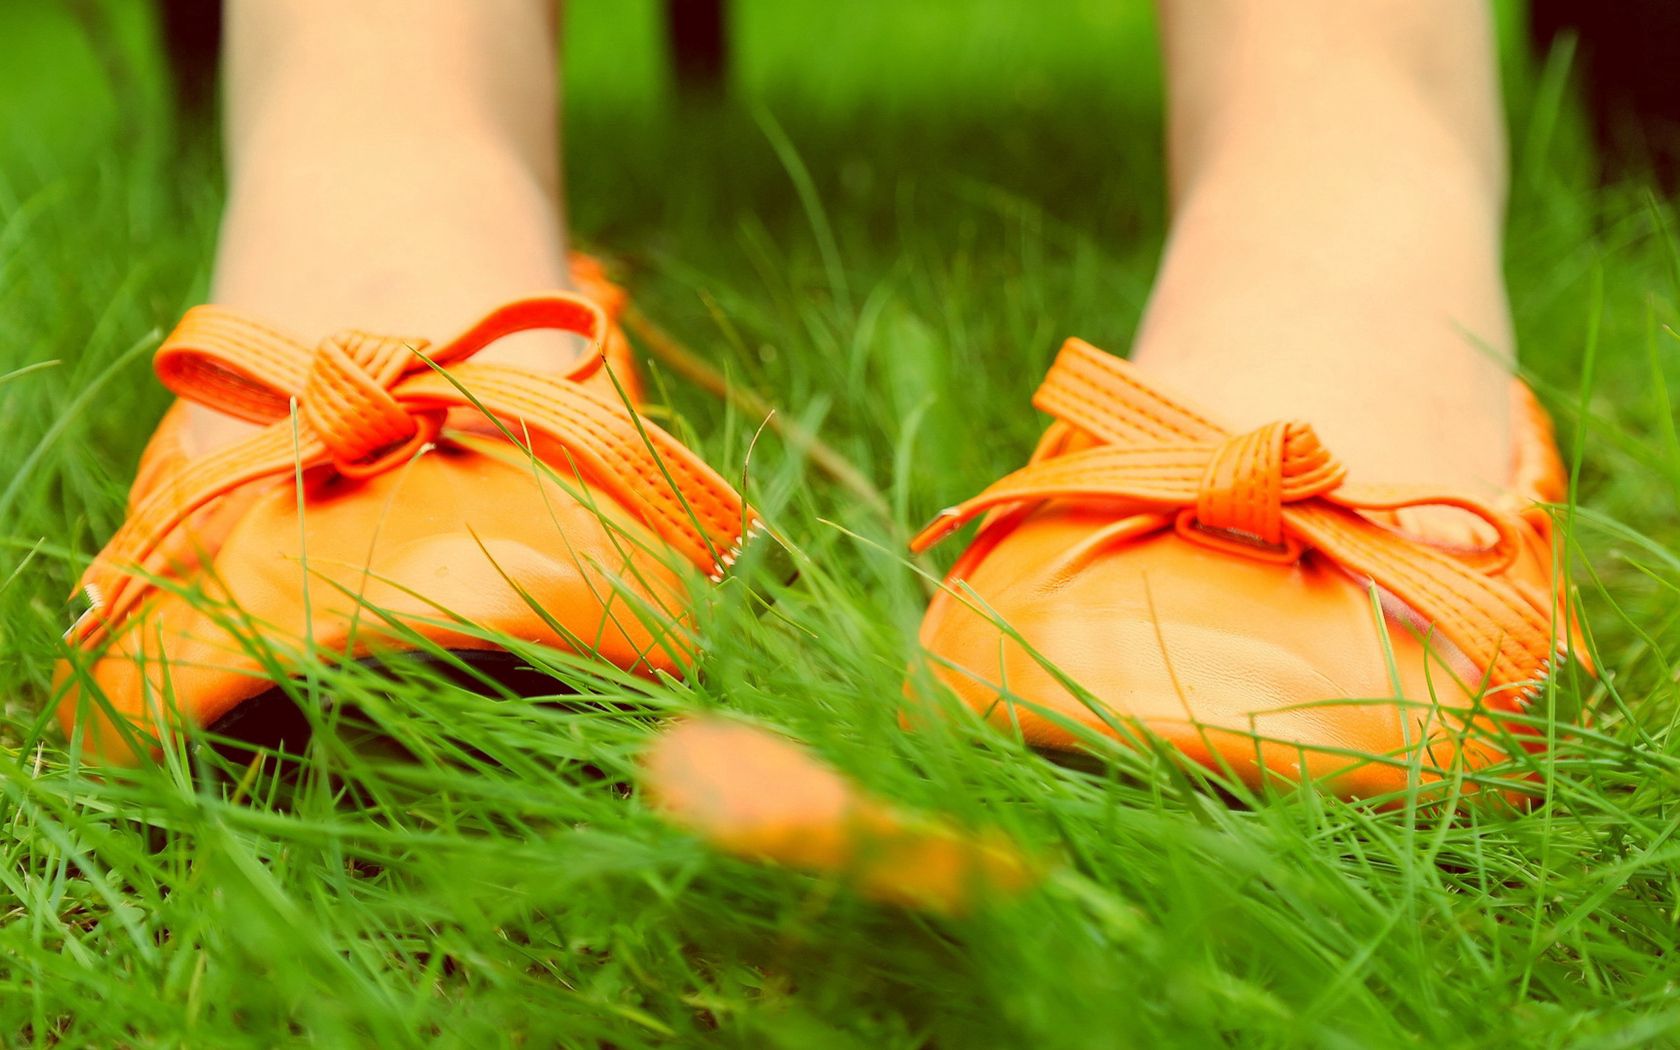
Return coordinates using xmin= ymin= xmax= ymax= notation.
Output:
xmin=1132 ymin=0 xmax=1514 ymax=493
xmin=192 ymin=0 xmax=574 ymax=453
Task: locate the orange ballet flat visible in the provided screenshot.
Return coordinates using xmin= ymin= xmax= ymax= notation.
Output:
xmin=57 ymin=260 xmax=762 ymax=763
xmin=913 ymin=338 xmax=1585 ymax=799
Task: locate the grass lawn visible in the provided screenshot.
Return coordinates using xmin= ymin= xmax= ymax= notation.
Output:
xmin=3 ymin=2 xmax=1678 ymax=1046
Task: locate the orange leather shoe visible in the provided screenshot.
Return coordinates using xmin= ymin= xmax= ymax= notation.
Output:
xmin=57 ymin=260 xmax=762 ymax=763
xmin=913 ymin=338 xmax=1585 ymax=799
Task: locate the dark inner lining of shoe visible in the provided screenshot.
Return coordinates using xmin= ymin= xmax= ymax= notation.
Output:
xmin=200 ymin=649 xmax=568 ymax=769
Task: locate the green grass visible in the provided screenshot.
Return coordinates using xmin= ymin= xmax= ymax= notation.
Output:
xmin=4 ymin=2 xmax=1679 ymax=1046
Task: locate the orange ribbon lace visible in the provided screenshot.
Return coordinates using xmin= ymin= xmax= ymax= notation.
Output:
xmin=911 ymin=338 xmax=1561 ymax=705
xmin=69 ymin=293 xmax=757 ymax=646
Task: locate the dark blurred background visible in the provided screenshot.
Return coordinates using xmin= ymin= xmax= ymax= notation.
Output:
xmin=1529 ymin=0 xmax=1680 ymax=186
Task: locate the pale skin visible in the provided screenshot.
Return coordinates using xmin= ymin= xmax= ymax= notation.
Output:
xmin=196 ymin=0 xmax=1516 ymax=497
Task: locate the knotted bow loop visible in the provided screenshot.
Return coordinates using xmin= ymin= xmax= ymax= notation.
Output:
xmin=909 ymin=429 xmax=1517 ymax=571
xmin=1190 ymin=420 xmax=1345 ymax=549
xmin=913 ymin=337 xmax=1560 ymax=704
xmin=154 ymin=294 xmax=610 ymax=439
xmin=300 ymin=331 xmax=441 ymax=476
xmin=69 ymin=294 xmax=754 ymax=648
xmin=154 ymin=309 xmax=315 ymax=423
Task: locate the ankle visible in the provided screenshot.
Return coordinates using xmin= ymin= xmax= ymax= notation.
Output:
xmin=1158 ymin=1 xmax=1507 ymax=204
xmin=224 ymin=0 xmax=560 ymax=187
xmin=214 ymin=128 xmax=571 ymax=332
xmin=1139 ymin=0 xmax=1516 ymax=490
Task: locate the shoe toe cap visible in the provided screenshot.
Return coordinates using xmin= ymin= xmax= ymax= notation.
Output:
xmin=918 ymin=512 xmax=1498 ymax=795
xmin=59 ymin=440 xmax=695 ymax=761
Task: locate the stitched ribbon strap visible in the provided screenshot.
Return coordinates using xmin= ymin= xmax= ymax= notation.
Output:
xmin=70 ymin=294 xmax=756 ymax=646
xmin=912 ymin=338 xmax=1558 ymax=706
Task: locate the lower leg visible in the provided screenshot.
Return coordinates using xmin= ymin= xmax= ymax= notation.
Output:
xmin=196 ymin=0 xmax=573 ymax=450
xmin=1133 ymin=0 xmax=1513 ymax=490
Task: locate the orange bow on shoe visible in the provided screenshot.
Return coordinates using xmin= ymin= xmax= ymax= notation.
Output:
xmin=914 ymin=338 xmax=1584 ymax=796
xmin=58 ymin=274 xmax=761 ymax=763
xmin=70 ymin=294 xmax=756 ymax=649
